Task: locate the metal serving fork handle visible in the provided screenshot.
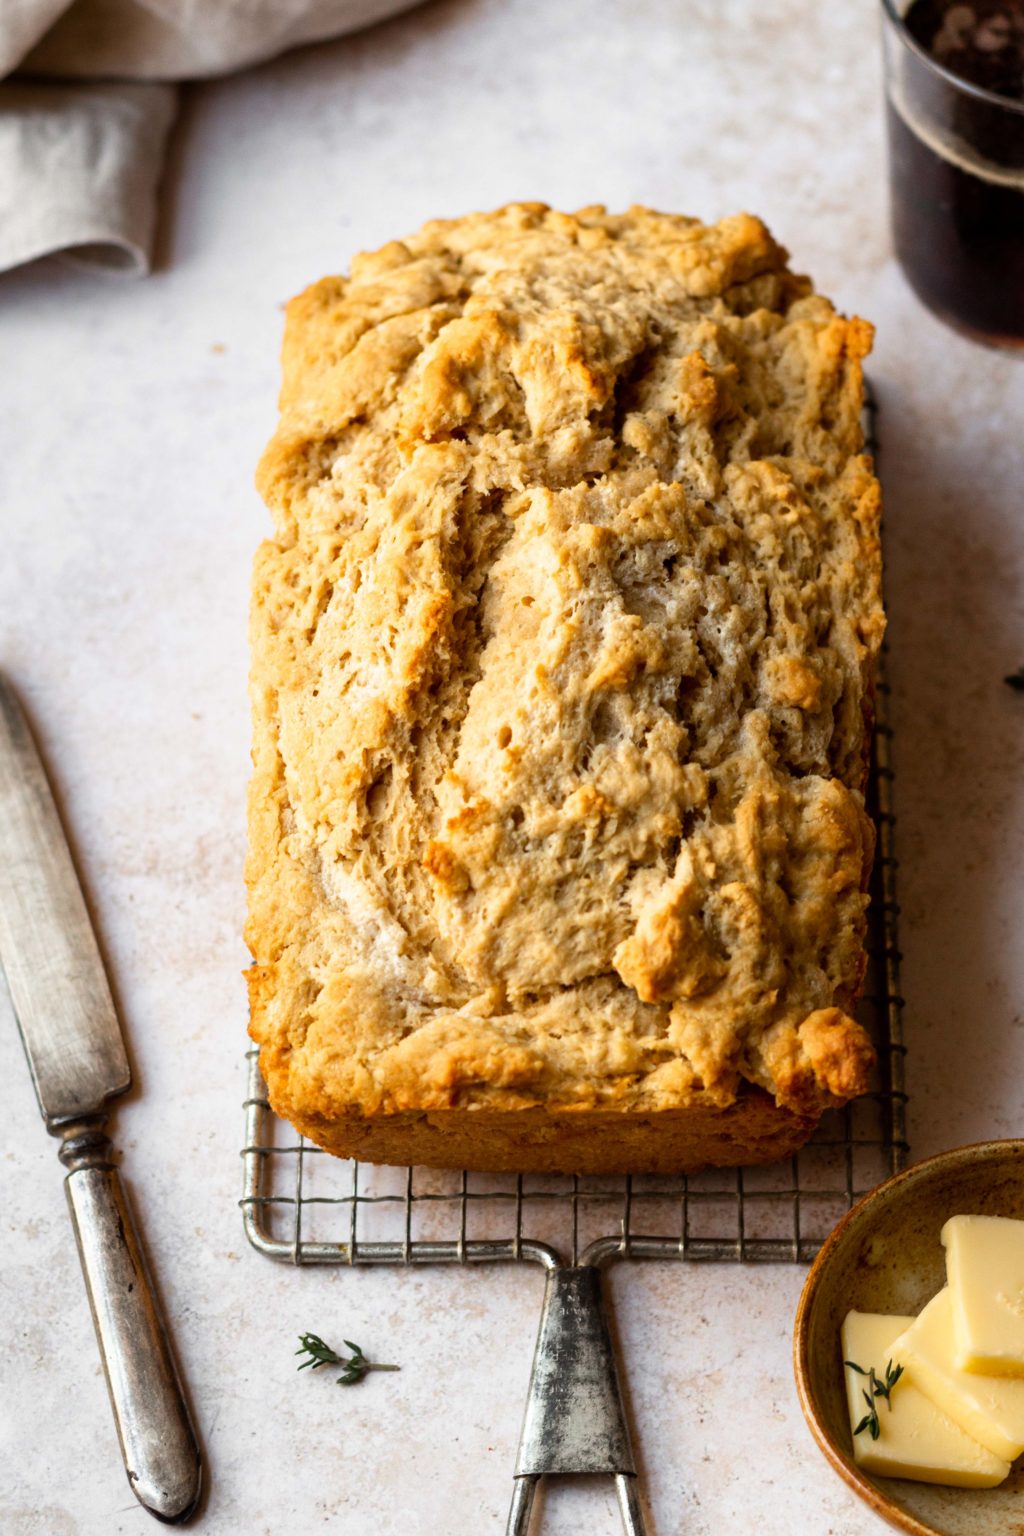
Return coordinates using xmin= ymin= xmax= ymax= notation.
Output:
xmin=60 ymin=1120 xmax=202 ymax=1523
xmin=507 ymin=1265 xmax=646 ymax=1536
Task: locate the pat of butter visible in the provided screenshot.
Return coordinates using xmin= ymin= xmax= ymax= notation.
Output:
xmin=943 ymin=1214 xmax=1024 ymax=1376
xmin=841 ymin=1311 xmax=1009 ymax=1488
xmin=891 ymin=1288 xmax=1024 ymax=1461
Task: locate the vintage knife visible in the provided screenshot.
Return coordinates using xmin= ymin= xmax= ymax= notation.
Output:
xmin=0 ymin=674 xmax=201 ymax=1523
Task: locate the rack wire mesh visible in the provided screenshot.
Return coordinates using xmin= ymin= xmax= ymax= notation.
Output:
xmin=240 ymin=400 xmax=906 ymax=1274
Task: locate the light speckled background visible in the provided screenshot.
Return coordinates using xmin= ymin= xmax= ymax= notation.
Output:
xmin=2 ymin=1 xmax=1024 ymax=1531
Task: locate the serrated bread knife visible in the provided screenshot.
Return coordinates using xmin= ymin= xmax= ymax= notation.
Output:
xmin=0 ymin=675 xmax=201 ymax=1523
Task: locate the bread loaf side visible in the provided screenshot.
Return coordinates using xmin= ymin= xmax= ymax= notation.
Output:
xmin=247 ymin=204 xmax=885 ymax=1173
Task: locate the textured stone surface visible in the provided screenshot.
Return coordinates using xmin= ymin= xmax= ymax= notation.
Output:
xmin=1 ymin=0 xmax=1023 ymax=1532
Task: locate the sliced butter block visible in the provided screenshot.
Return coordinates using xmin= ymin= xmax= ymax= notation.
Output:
xmin=891 ymin=1288 xmax=1024 ymax=1461
xmin=943 ymin=1214 xmax=1024 ymax=1376
xmin=841 ymin=1310 xmax=1010 ymax=1488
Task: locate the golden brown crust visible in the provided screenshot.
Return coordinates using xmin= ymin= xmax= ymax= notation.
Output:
xmin=281 ymin=1102 xmax=816 ymax=1177
xmin=246 ymin=203 xmax=884 ymax=1172
xmin=253 ymin=1026 xmax=816 ymax=1173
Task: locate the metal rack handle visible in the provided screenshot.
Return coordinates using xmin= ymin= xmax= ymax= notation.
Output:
xmin=507 ymin=1265 xmax=645 ymax=1536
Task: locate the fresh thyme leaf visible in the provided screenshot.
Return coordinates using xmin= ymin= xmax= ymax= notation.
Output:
xmin=847 ymin=1355 xmax=904 ymax=1438
xmin=296 ymin=1331 xmax=400 ymax=1388
xmin=876 ymin=1359 xmax=904 ymax=1410
xmin=1005 ymin=667 xmax=1024 ymax=691
xmin=857 ymin=1389 xmax=881 ymax=1441
xmin=295 ymin=1333 xmax=344 ymax=1371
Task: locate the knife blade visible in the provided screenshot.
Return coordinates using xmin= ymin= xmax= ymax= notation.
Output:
xmin=0 ymin=673 xmax=201 ymax=1523
xmin=0 ymin=679 xmax=130 ymax=1123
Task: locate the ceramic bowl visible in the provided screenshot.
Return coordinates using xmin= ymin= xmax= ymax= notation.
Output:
xmin=794 ymin=1140 xmax=1024 ymax=1535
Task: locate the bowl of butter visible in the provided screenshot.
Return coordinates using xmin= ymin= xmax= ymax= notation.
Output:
xmin=794 ymin=1140 xmax=1024 ymax=1535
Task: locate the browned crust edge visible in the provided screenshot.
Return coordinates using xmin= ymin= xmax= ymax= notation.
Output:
xmin=258 ymin=1042 xmax=817 ymax=1173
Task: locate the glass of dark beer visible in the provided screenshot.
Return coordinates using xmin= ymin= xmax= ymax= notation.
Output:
xmin=882 ymin=0 xmax=1024 ymax=347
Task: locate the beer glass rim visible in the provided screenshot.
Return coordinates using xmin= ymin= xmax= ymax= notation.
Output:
xmin=881 ymin=0 xmax=1024 ymax=118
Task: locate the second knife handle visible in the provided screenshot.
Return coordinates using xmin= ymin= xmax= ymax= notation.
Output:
xmin=60 ymin=1127 xmax=201 ymax=1524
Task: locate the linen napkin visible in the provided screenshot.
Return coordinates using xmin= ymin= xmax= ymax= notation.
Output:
xmin=0 ymin=0 xmax=425 ymax=277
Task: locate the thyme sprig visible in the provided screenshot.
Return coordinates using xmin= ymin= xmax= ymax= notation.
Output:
xmin=296 ymin=1332 xmax=400 ymax=1387
xmin=846 ymin=1357 xmax=905 ymax=1439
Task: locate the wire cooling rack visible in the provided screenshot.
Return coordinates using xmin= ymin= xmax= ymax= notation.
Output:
xmin=239 ymin=395 xmax=905 ymax=1533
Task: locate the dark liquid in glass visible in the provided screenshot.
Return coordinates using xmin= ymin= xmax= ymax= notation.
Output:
xmin=888 ymin=0 xmax=1024 ymax=345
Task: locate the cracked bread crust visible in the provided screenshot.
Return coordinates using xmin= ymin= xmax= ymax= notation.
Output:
xmin=246 ymin=203 xmax=885 ymax=1174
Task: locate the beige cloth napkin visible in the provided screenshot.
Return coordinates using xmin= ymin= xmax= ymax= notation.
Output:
xmin=0 ymin=0 xmax=424 ymax=276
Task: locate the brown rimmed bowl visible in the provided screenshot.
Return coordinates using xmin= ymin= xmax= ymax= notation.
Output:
xmin=794 ymin=1140 xmax=1024 ymax=1535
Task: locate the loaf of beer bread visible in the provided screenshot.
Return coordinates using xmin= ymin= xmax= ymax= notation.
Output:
xmin=246 ymin=203 xmax=884 ymax=1173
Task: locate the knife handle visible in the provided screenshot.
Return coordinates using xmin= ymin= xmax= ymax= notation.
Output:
xmin=60 ymin=1124 xmax=202 ymax=1523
